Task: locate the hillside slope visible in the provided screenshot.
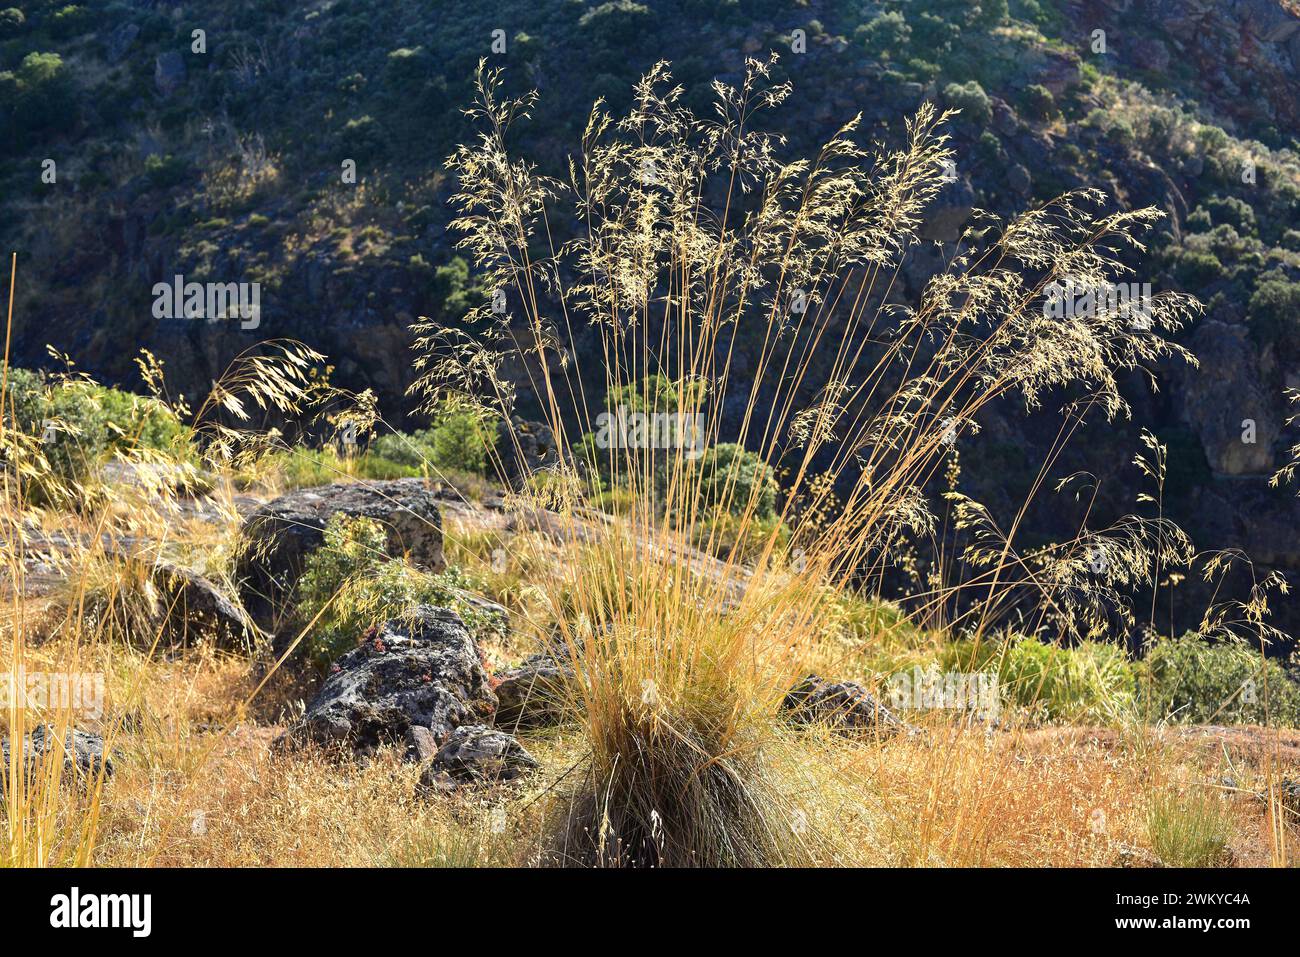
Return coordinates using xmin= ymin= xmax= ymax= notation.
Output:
xmin=4 ymin=0 xmax=1300 ymax=632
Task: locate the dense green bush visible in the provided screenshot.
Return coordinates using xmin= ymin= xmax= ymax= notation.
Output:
xmin=1200 ymin=195 xmax=1258 ymax=236
xmin=270 ymin=445 xmax=417 ymax=490
xmin=572 ymin=374 xmax=706 ymax=492
xmin=1138 ymin=634 xmax=1300 ymax=726
xmin=856 ymin=11 xmax=910 ymax=59
xmin=579 ymin=1 xmax=653 ymax=45
xmin=943 ymin=80 xmax=992 ymax=125
xmin=0 ymin=51 xmax=76 ymax=141
xmin=48 ymin=5 xmax=92 ymax=39
xmin=940 ymin=634 xmax=1138 ymax=723
xmin=369 ymin=400 xmax=494 ymax=476
xmin=0 ymin=7 xmax=25 ymax=37
xmin=339 ymin=115 xmax=384 ymax=161
xmin=3 ymin=368 xmax=187 ymax=487
xmin=1171 ymin=248 xmax=1224 ymax=288
xmin=1019 ymin=83 xmax=1056 ymax=120
xmin=1247 ymin=274 xmax=1300 ymax=362
xmin=142 ymin=153 xmax=189 ymax=190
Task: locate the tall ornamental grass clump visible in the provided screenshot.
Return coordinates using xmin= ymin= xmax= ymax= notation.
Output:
xmin=411 ymin=55 xmax=1220 ymax=866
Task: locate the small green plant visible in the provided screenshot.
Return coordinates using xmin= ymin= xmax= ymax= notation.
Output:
xmin=0 ymin=51 xmax=76 ymax=142
xmin=269 ymin=444 xmax=418 ymax=490
xmin=691 ymin=507 xmax=789 ymax=563
xmin=1020 ymin=83 xmax=1057 ymax=120
xmin=369 ymin=401 xmax=494 ymax=476
xmin=943 ymin=80 xmax=992 ymax=125
xmin=1146 ymin=789 xmax=1233 ymax=866
xmin=296 ymin=514 xmax=503 ymax=666
xmin=697 ymin=443 xmax=778 ymax=519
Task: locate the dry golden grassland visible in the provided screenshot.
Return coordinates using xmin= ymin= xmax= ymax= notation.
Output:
xmin=4 ymin=507 xmax=1297 ymax=868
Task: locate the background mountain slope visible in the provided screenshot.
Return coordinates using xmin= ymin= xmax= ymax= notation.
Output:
xmin=4 ymin=0 xmax=1300 ymax=635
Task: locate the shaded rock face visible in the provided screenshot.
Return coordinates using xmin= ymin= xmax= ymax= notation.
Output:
xmin=495 ymin=417 xmax=559 ymax=486
xmin=919 ymin=178 xmax=976 ymax=243
xmin=782 ymin=674 xmax=910 ymax=736
xmin=1 ymin=726 xmax=114 ymax=785
xmin=105 ymin=22 xmax=140 ymax=63
xmin=237 ymin=478 xmax=444 ymax=629
xmin=419 ymin=724 xmax=539 ymax=792
xmin=493 ymin=653 xmax=575 ymax=730
xmin=152 ymin=561 xmax=261 ymax=652
xmin=1082 ymin=0 xmax=1300 ymax=134
xmin=1178 ymin=321 xmax=1279 ymax=475
xmin=277 ymin=606 xmax=494 ymax=757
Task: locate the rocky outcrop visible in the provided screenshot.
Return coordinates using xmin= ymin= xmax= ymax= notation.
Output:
xmin=782 ymin=674 xmax=911 ymax=736
xmin=277 ymin=605 xmax=539 ymax=791
xmin=276 ymin=606 xmax=493 ymax=757
xmin=1079 ymin=0 xmax=1300 ymax=134
xmin=154 ymin=51 xmax=186 ymax=96
xmin=419 ymin=724 xmax=538 ymax=792
xmin=493 ymin=652 xmax=575 ymax=729
xmin=1 ymin=725 xmax=114 ymax=785
xmin=238 ymin=478 xmax=444 ymax=628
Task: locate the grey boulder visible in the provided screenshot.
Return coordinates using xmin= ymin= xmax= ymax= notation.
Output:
xmin=1 ymin=725 xmax=114 ymax=785
xmin=493 ymin=652 xmax=574 ymax=729
xmin=276 ymin=606 xmax=493 ymax=757
xmin=419 ymin=724 xmax=538 ymax=792
xmin=782 ymin=674 xmax=911 ymax=737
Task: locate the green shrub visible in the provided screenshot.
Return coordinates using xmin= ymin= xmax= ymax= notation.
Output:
xmin=572 ymin=375 xmax=707 ymax=492
xmin=943 ymin=80 xmax=992 ymax=125
xmin=1139 ymin=633 xmax=1300 ymax=726
xmin=856 ymin=11 xmax=910 ymax=59
xmin=340 ymin=115 xmax=384 ymax=161
xmin=48 ymin=5 xmax=92 ymax=39
xmin=941 ymin=634 xmax=1137 ymax=723
xmin=296 ymin=514 xmax=503 ymax=667
xmin=690 ymin=507 xmax=789 ymax=563
xmin=698 ymin=443 xmax=779 ymax=519
xmin=385 ymin=46 xmax=431 ymax=85
xmin=1171 ymin=249 xmax=1224 ymax=288
xmin=0 ymin=52 xmax=76 ymax=140
xmin=1247 ymin=275 xmax=1300 ymax=363
xmin=1200 ymin=195 xmax=1257 ymax=236
xmin=578 ymin=1 xmax=653 ymax=46
xmin=3 ymin=368 xmax=187 ymax=489
xmin=271 ymin=445 xmax=418 ymax=490
xmin=0 ymin=7 xmax=25 ymax=37
xmin=369 ymin=401 xmax=494 ymax=476
xmin=143 ymin=153 xmax=189 ymax=190
xmin=608 ymin=373 xmax=705 ymax=414
xmin=1020 ymin=84 xmax=1056 ymax=120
